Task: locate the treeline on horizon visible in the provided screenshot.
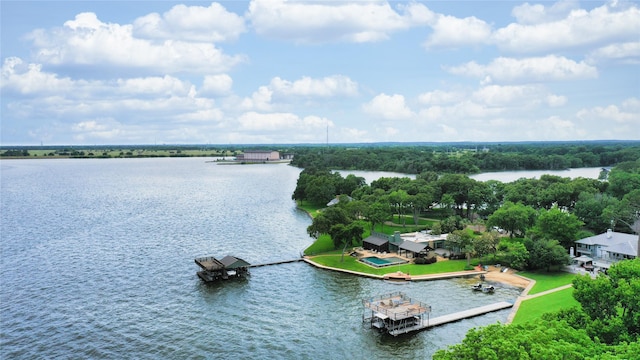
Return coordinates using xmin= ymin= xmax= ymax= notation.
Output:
xmin=289 ymin=142 xmax=640 ymax=174
xmin=2 ymin=141 xmax=640 ymax=171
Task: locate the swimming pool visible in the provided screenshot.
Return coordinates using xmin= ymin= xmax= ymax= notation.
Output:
xmin=360 ymin=256 xmax=409 ymax=268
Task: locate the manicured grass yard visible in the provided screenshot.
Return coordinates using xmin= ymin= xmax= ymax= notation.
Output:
xmin=309 ymin=255 xmax=468 ymax=276
xmin=518 ymin=271 xmax=578 ymax=295
xmin=511 ymin=288 xmax=580 ymax=324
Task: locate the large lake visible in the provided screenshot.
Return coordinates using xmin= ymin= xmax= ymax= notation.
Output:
xmin=1 ymin=158 xmax=521 ymax=359
xmin=336 ymin=167 xmax=603 ymax=184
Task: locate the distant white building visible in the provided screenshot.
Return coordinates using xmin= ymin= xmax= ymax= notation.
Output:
xmin=574 ymin=229 xmax=638 ymax=270
xmin=236 ymin=150 xmax=280 ymax=162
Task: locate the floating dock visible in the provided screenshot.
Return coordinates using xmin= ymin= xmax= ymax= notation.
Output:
xmin=363 ymin=292 xmax=513 ymax=336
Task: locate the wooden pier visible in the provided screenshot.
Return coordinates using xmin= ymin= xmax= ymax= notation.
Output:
xmin=363 ymin=292 xmax=513 ymax=336
xmin=249 ymin=258 xmax=302 ymax=268
xmin=389 ymin=301 xmax=513 ymax=336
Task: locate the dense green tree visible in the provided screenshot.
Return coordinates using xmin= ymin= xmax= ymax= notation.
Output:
xmin=501 ymin=241 xmax=529 ymax=270
xmin=388 ymin=189 xmax=409 ymax=227
xmin=336 ymin=174 xmax=366 ymax=196
xmin=440 ymin=215 xmax=464 ymax=233
xmin=329 ymin=222 xmax=364 ymax=255
xmin=446 ymin=230 xmax=475 ymax=265
xmin=528 ymin=206 xmax=584 ymax=249
xmin=525 ymin=238 xmax=570 ymax=271
xmin=433 ymin=320 xmax=601 ymax=360
xmin=343 ymin=198 xmax=366 ymax=221
xmin=607 ymin=160 xmax=640 ymax=199
xmin=305 ymin=176 xmax=336 ymax=205
xmin=306 ymin=206 xmax=351 ymax=239
xmin=473 ymin=231 xmax=501 ymax=260
xmin=437 ymin=174 xmax=476 ymax=218
xmin=363 ymin=201 xmax=390 ymax=232
xmin=486 ymin=201 xmax=537 ymax=237
xmin=503 ymin=179 xmax=541 ymax=208
xmin=573 ymin=259 xmax=640 ymax=343
xmin=574 ymin=192 xmax=619 ymax=233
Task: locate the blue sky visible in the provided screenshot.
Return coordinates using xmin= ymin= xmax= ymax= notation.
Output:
xmin=1 ymin=0 xmax=639 ymax=145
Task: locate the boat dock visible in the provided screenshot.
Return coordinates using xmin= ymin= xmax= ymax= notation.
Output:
xmin=363 ymin=292 xmax=513 ymax=336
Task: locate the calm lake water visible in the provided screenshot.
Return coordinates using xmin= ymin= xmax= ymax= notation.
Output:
xmin=337 ymin=167 xmax=602 ymax=184
xmin=1 ymin=158 xmax=522 ymax=359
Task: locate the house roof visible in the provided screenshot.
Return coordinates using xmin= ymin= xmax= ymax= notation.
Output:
xmin=604 ymin=240 xmax=638 ymax=257
xmin=219 ymin=255 xmax=251 ymax=269
xmin=363 ymin=236 xmax=388 ymax=246
xmin=575 ymin=231 xmax=637 ymax=247
xmin=327 ymin=195 xmax=353 ymax=207
xmin=399 ymin=241 xmax=428 ymax=253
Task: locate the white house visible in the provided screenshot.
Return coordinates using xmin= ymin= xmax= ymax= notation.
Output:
xmin=574 ymin=229 xmax=638 ymax=270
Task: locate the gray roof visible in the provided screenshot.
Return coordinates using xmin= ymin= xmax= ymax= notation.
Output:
xmin=363 ymin=236 xmax=388 ymax=246
xmin=399 ymin=241 xmax=428 ymax=253
xmin=575 ymin=231 xmax=637 ymax=247
xmin=220 ymin=255 xmax=251 ymax=269
xmin=604 ymin=240 xmax=638 ymax=257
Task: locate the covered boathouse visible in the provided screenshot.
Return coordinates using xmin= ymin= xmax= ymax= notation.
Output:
xmin=195 ymin=255 xmax=250 ymax=282
xmin=363 ymin=292 xmax=431 ymax=336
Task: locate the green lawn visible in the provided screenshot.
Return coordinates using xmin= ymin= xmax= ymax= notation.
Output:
xmin=512 ymin=288 xmax=580 ymax=324
xmin=518 ymin=271 xmax=577 ymax=295
xmin=309 ymin=255 xmax=468 ymax=276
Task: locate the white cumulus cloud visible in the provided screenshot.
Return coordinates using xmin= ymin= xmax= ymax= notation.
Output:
xmin=201 ymin=74 xmax=234 ymax=96
xmin=363 ymin=93 xmax=414 ymax=120
xmin=424 ymin=14 xmax=492 ymax=49
xmin=132 ymin=3 xmax=246 ymax=42
xmin=511 ymin=0 xmax=579 ymax=25
xmin=269 ymin=75 xmax=358 ymax=98
xmin=27 ymin=12 xmax=245 ymax=74
xmin=446 ymin=55 xmax=598 ymax=83
xmin=493 ymin=2 xmax=640 ymax=53
xmin=247 ymin=0 xmax=432 ymax=43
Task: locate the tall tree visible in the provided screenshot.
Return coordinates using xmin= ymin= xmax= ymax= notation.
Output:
xmin=306 ymin=206 xmax=350 ymax=239
xmin=528 ymin=206 xmax=584 ymax=249
xmin=363 ymin=201 xmax=390 ymax=232
xmin=486 ymin=201 xmax=537 ymax=238
xmin=446 ymin=230 xmax=475 ymax=266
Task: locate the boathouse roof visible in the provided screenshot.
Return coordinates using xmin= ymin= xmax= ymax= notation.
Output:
xmin=219 ymin=255 xmax=251 ymax=269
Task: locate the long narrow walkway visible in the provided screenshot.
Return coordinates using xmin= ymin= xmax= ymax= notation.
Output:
xmin=389 ymin=301 xmax=513 ymax=336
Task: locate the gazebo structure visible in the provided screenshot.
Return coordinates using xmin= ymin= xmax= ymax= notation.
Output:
xmin=194 ymin=255 xmax=250 ymax=282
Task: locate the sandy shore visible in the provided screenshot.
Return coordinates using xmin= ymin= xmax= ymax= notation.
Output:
xmin=481 ymin=266 xmax=531 ymax=288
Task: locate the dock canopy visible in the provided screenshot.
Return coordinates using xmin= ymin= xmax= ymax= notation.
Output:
xmin=363 ymin=235 xmax=389 ymax=253
xmin=219 ymin=255 xmax=251 ymax=269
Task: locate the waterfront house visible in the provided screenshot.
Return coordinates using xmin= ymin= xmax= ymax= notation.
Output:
xmin=574 ymin=229 xmax=638 ymax=271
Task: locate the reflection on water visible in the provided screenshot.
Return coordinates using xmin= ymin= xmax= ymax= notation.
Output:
xmin=1 ymin=158 xmax=522 ymax=359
